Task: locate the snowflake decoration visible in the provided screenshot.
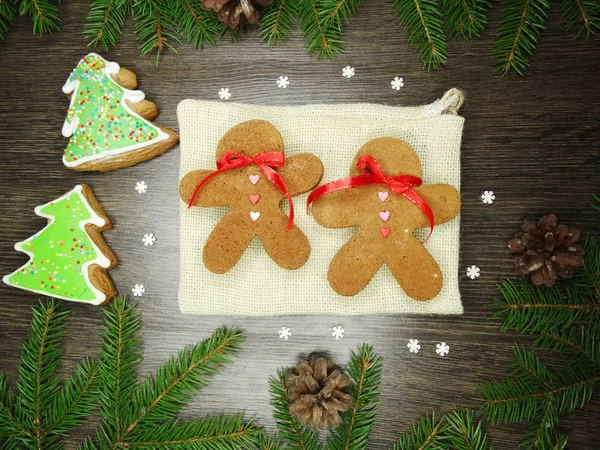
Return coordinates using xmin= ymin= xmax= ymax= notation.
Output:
xmin=142 ymin=233 xmax=156 ymax=246
xmin=276 ymin=76 xmax=290 ymax=89
xmin=278 ymin=326 xmax=292 ymax=340
xmin=135 ymin=181 xmax=148 ymax=194
xmin=342 ymin=66 xmax=355 ymax=78
xmin=331 ymin=325 xmax=345 ymax=340
xmin=481 ymin=190 xmax=496 ymax=204
xmin=218 ymin=88 xmax=231 ymax=100
xmin=407 ymin=339 xmax=421 ymax=353
xmin=436 ymin=342 xmax=450 ymax=357
xmin=132 ymin=284 xmax=145 ymax=297
xmin=466 ymin=265 xmax=480 ymax=280
xmin=391 ymin=76 xmax=404 ymax=91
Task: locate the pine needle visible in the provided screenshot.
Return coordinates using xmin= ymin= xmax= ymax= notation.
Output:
xmin=84 ymin=0 xmax=129 ymax=51
xmin=132 ymin=0 xmax=181 ymax=65
xmin=18 ymin=0 xmax=59 ymax=35
xmin=393 ymin=0 xmax=448 ymax=69
xmin=445 ymin=410 xmax=494 ymax=450
xmin=492 ymin=0 xmax=549 ymax=77
xmin=327 ymin=344 xmax=383 ymax=450
xmin=179 ymin=0 xmax=224 ymax=48
xmin=0 ymin=0 xmax=17 ymax=39
xmin=392 ymin=411 xmax=448 ymax=449
xmin=259 ymin=0 xmax=296 ymax=46
xmin=322 ymin=0 xmax=364 ymax=27
xmin=298 ymin=0 xmax=343 ymax=58
xmin=442 ymin=0 xmax=491 ymax=39
xmin=560 ymin=0 xmax=600 ymax=39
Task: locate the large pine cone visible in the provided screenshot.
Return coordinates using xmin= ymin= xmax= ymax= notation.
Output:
xmin=202 ymin=0 xmax=273 ymax=28
xmin=509 ymin=214 xmax=584 ymax=286
xmin=286 ymin=353 xmax=352 ymax=430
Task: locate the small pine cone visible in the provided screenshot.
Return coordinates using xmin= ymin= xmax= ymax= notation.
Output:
xmin=202 ymin=0 xmax=273 ymax=28
xmin=508 ymin=214 xmax=584 ymax=286
xmin=286 ymin=353 xmax=352 ymax=430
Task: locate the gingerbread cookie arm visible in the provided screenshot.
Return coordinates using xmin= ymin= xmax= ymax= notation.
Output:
xmin=311 ymin=189 xmax=364 ymax=228
xmin=203 ymin=212 xmax=256 ymax=273
xmin=277 ymin=154 xmax=324 ymax=196
xmin=328 ymin=233 xmax=385 ymax=296
xmin=406 ymin=184 xmax=461 ymax=229
xmin=180 ymin=170 xmax=234 ymax=207
xmin=257 ymin=211 xmax=311 ymax=270
xmin=385 ymin=238 xmax=443 ymax=301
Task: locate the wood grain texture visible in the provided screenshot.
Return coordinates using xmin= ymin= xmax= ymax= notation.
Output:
xmin=0 ymin=0 xmax=599 ymax=448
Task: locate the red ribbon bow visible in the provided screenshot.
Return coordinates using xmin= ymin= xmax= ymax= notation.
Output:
xmin=187 ymin=151 xmax=295 ymax=231
xmin=306 ymin=155 xmax=435 ymax=241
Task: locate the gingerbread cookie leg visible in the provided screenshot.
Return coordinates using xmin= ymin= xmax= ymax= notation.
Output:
xmin=257 ymin=211 xmax=311 ymax=270
xmin=328 ymin=233 xmax=385 ymax=296
xmin=203 ymin=212 xmax=256 ymax=274
xmin=385 ymin=239 xmax=443 ymax=301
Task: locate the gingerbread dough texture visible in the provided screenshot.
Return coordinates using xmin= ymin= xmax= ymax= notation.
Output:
xmin=311 ymin=138 xmax=460 ymax=300
xmin=180 ymin=120 xmax=323 ymax=273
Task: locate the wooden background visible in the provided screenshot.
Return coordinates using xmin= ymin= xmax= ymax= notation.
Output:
xmin=0 ymin=0 xmax=599 ymax=448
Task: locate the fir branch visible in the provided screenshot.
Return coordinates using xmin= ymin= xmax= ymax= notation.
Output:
xmin=298 ymin=0 xmax=343 ymax=58
xmin=125 ymin=327 xmax=243 ymax=435
xmin=268 ymin=368 xmax=322 ymax=450
xmin=533 ymin=326 xmax=599 ymax=365
xmin=84 ymin=0 xmax=128 ymax=52
xmin=179 ymin=0 xmax=224 ymax=48
xmin=327 ymin=344 xmax=383 ymax=450
xmin=491 ymin=279 xmax=600 ymax=333
xmin=18 ymin=0 xmax=59 ymax=35
xmin=575 ymin=233 xmax=600 ymax=298
xmin=492 ymin=0 xmax=549 ymax=77
xmin=560 ymin=0 xmax=600 ymax=39
xmin=132 ymin=0 xmax=180 ymax=64
xmin=445 ymin=410 xmax=494 ymax=450
xmin=0 ymin=373 xmax=33 ymax=443
xmin=17 ymin=299 xmax=68 ymax=446
xmin=98 ymin=297 xmax=142 ymax=443
xmin=122 ymin=415 xmax=262 ymax=448
xmin=0 ymin=0 xmax=17 ymax=39
xmin=391 ymin=411 xmax=447 ymax=449
xmin=441 ymin=0 xmax=491 ymax=39
xmin=393 ymin=0 xmax=448 ymax=69
xmin=259 ymin=0 xmax=296 ymax=46
xmin=322 ymin=0 xmax=364 ymax=27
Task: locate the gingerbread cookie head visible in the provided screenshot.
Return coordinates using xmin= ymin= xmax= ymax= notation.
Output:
xmin=310 ymin=137 xmax=460 ymax=300
xmin=180 ymin=120 xmax=323 ymax=274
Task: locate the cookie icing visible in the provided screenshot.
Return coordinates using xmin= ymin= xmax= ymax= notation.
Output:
xmin=3 ymin=185 xmax=112 ymax=305
xmin=61 ymin=53 xmax=169 ymax=167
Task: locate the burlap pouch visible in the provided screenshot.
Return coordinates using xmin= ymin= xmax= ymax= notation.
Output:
xmin=178 ymin=89 xmax=465 ymax=315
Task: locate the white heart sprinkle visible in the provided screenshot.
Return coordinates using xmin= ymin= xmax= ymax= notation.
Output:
xmin=250 ymin=211 xmax=260 ymax=221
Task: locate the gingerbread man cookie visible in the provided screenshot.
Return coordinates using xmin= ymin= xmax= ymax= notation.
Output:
xmin=180 ymin=120 xmax=323 ymax=273
xmin=308 ymin=138 xmax=460 ymax=300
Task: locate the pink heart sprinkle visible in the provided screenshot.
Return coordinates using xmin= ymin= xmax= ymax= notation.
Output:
xmin=380 ymin=227 xmax=391 ymax=238
xmin=249 ymin=174 xmax=260 ymax=185
xmin=249 ymin=194 xmax=260 ymax=204
xmin=379 ymin=211 xmax=390 ymax=222
xmin=378 ymin=191 xmax=389 ymax=201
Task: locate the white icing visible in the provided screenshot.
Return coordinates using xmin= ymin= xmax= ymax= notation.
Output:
xmin=3 ymin=185 xmax=113 ymax=305
xmin=61 ymin=53 xmax=170 ymax=168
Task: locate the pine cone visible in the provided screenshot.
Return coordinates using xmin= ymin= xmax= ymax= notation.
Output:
xmin=286 ymin=353 xmax=352 ymax=430
xmin=202 ymin=0 xmax=273 ymax=28
xmin=509 ymin=214 xmax=584 ymax=286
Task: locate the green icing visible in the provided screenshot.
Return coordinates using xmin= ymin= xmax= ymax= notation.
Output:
xmin=4 ymin=187 xmax=107 ymax=302
xmin=63 ymin=54 xmax=162 ymax=164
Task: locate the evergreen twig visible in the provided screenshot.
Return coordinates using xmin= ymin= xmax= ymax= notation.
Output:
xmin=18 ymin=0 xmax=59 ymax=35
xmin=393 ymin=0 xmax=448 ymax=69
xmin=132 ymin=0 xmax=181 ymax=64
xmin=0 ymin=0 xmax=17 ymax=39
xmin=492 ymin=0 xmax=550 ymax=77
xmin=391 ymin=412 xmax=447 ymax=449
xmin=560 ymin=0 xmax=600 ymax=39
xmin=84 ymin=0 xmax=129 ymax=51
xmin=298 ymin=0 xmax=343 ymax=58
xmin=179 ymin=0 xmax=224 ymax=48
xmin=442 ymin=0 xmax=491 ymax=39
xmin=259 ymin=0 xmax=296 ymax=46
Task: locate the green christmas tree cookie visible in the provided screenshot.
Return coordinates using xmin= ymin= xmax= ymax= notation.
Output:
xmin=3 ymin=185 xmax=118 ymax=305
xmin=62 ymin=53 xmax=178 ymax=172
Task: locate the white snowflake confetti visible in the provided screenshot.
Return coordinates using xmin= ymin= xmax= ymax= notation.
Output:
xmin=218 ymin=88 xmax=231 ymax=100
xmin=391 ymin=76 xmax=404 ymax=91
xmin=481 ymin=190 xmax=496 ymax=204
xmin=278 ymin=326 xmax=292 ymax=340
xmin=466 ymin=265 xmax=480 ymax=280
xmin=436 ymin=342 xmax=450 ymax=357
xmin=342 ymin=66 xmax=355 ymax=78
xmin=407 ymin=339 xmax=421 ymax=353
xmin=276 ymin=76 xmax=290 ymax=89
xmin=135 ymin=181 xmax=148 ymax=194
xmin=331 ymin=325 xmax=345 ymax=339
xmin=142 ymin=233 xmax=156 ymax=246
xmin=132 ymin=284 xmax=145 ymax=297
